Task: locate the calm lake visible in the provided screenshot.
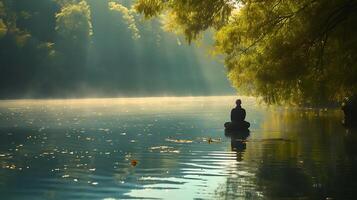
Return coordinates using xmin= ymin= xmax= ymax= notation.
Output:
xmin=0 ymin=96 xmax=356 ymax=200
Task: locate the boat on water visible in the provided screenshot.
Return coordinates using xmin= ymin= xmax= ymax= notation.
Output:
xmin=224 ymin=121 xmax=250 ymax=132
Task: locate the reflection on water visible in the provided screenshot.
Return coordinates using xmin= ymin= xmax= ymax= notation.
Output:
xmin=0 ymin=96 xmax=356 ymax=199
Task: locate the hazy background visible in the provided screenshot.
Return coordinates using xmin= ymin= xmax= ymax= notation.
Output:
xmin=0 ymin=0 xmax=234 ymax=99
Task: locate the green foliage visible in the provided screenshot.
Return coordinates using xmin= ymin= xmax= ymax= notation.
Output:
xmin=134 ymin=0 xmax=164 ymax=19
xmin=0 ymin=19 xmax=6 ymax=38
xmin=134 ymin=0 xmax=233 ymax=42
xmin=135 ymin=0 xmax=357 ymax=106
xmin=55 ymin=0 xmax=93 ymax=41
xmin=0 ymin=2 xmax=5 ymax=38
xmin=0 ymin=0 xmax=92 ymax=97
xmin=0 ymin=0 xmax=231 ymax=98
xmin=108 ymin=1 xmax=140 ymax=39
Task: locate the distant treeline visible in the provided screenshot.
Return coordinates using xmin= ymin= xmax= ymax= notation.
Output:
xmin=0 ymin=0 xmax=233 ymax=99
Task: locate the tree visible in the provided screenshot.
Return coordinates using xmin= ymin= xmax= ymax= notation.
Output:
xmin=0 ymin=0 xmax=92 ymax=97
xmin=134 ymin=0 xmax=357 ymax=106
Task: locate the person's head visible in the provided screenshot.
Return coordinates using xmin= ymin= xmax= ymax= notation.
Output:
xmin=236 ymin=99 xmax=242 ymax=106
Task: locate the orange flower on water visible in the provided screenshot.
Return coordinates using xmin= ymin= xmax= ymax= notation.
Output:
xmin=131 ymin=159 xmax=138 ymax=167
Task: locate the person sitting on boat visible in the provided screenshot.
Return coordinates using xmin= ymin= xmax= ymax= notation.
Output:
xmin=225 ymin=99 xmax=250 ymax=131
xmin=231 ymin=99 xmax=246 ymax=123
xmin=342 ymin=95 xmax=357 ymax=127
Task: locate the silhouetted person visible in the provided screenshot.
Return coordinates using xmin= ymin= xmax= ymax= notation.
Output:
xmin=231 ymin=99 xmax=246 ymax=123
xmin=342 ymin=95 xmax=357 ymax=127
xmin=225 ymin=99 xmax=250 ymax=131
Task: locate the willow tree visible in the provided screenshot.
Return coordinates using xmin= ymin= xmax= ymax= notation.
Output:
xmin=134 ymin=0 xmax=357 ymax=106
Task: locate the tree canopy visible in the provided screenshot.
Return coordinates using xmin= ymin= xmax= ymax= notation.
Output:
xmin=0 ymin=0 xmax=233 ymax=98
xmin=134 ymin=0 xmax=357 ymax=106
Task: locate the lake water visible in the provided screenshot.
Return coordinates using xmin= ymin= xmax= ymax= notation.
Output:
xmin=0 ymin=96 xmax=356 ymax=200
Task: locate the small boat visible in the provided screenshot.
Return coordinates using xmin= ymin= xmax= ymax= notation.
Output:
xmin=224 ymin=121 xmax=250 ymax=131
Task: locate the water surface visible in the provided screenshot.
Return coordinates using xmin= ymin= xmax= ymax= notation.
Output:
xmin=0 ymin=96 xmax=356 ymax=199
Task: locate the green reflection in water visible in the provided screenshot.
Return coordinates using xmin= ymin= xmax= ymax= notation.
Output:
xmin=216 ymin=108 xmax=357 ymax=200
